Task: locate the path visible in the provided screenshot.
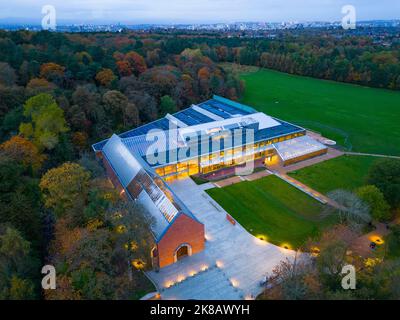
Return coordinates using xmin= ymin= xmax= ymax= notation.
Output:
xmin=344 ymin=152 xmax=400 ymax=160
xmin=146 ymin=178 xmax=297 ymax=300
xmin=350 ymin=223 xmax=391 ymax=257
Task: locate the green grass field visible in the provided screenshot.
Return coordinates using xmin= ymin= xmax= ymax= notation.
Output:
xmin=288 ymin=155 xmax=377 ymax=194
xmin=206 ymin=175 xmax=336 ymax=248
xmin=240 ymin=68 xmax=400 ymax=155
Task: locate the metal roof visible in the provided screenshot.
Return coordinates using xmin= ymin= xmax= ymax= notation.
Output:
xmin=274 ymin=135 xmax=327 ymax=161
xmin=101 ymin=134 xmax=200 ymax=241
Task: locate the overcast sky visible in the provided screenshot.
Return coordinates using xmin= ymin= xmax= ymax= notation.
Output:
xmin=0 ymin=0 xmax=399 ymax=24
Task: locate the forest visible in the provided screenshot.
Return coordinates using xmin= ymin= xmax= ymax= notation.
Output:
xmin=0 ymin=29 xmax=398 ymax=299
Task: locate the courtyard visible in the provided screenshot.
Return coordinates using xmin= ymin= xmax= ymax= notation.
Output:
xmin=147 ymin=178 xmax=297 ymax=300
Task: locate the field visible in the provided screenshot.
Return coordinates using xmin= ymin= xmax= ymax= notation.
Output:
xmin=288 ymin=155 xmax=377 ymax=195
xmin=239 ymin=68 xmax=400 ymax=156
xmin=206 ymin=175 xmax=335 ymax=248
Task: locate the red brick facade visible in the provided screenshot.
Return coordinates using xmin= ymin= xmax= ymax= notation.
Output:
xmin=99 ymin=152 xmax=205 ymax=270
xmin=155 ymin=214 xmax=205 ymax=268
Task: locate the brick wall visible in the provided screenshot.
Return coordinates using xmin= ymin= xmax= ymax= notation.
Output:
xmin=156 ymin=213 xmax=205 ymax=268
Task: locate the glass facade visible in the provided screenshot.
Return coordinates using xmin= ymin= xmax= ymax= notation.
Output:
xmin=153 ymin=131 xmax=305 ymax=181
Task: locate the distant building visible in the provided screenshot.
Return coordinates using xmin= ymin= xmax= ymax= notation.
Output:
xmin=93 ymin=95 xmax=327 ymax=269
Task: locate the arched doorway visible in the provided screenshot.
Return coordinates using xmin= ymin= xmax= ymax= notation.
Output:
xmin=174 ymin=243 xmax=192 ymax=262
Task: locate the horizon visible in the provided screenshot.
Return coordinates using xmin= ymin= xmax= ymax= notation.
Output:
xmin=0 ymin=0 xmax=399 ymax=25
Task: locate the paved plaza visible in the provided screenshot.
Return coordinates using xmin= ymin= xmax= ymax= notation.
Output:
xmin=147 ymin=178 xmax=296 ymax=300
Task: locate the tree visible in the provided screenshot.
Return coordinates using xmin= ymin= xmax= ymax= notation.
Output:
xmin=19 ymin=93 xmax=68 ymax=150
xmin=95 ymin=68 xmax=116 ymax=87
xmin=39 ymin=162 xmax=90 ymax=219
xmin=39 ymin=62 xmax=65 ymax=83
xmin=367 ymin=159 xmax=400 ymax=209
xmin=160 ymin=95 xmax=177 ymax=115
xmin=26 ymin=78 xmax=55 ymax=95
xmin=260 ymin=256 xmax=311 ymax=300
xmin=124 ymin=51 xmax=147 ymax=76
xmin=0 ymin=62 xmax=17 ymax=86
xmin=8 ymin=276 xmax=35 ymax=300
xmin=0 ymin=136 xmax=45 ymax=172
xmin=0 ymin=226 xmax=39 ymax=300
xmin=356 ymin=185 xmax=391 ymax=222
xmin=326 ymin=189 xmax=371 ymax=229
xmin=0 ymin=155 xmax=43 ymax=247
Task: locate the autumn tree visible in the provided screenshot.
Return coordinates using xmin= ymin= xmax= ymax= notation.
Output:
xmin=116 ymin=60 xmax=132 ymax=77
xmin=39 ymin=62 xmax=65 ymax=83
xmin=19 ymin=93 xmax=68 ymax=150
xmin=26 ymin=78 xmax=55 ymax=95
xmin=39 ymin=162 xmax=90 ymax=219
xmin=124 ymin=51 xmax=147 ymax=76
xmin=95 ymin=68 xmax=116 ymax=87
xmin=0 ymin=136 xmax=45 ymax=172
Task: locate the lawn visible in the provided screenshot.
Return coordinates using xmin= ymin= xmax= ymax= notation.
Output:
xmin=206 ymin=175 xmax=336 ymax=248
xmin=288 ymin=155 xmax=377 ymax=195
xmin=239 ymin=68 xmax=400 ymax=156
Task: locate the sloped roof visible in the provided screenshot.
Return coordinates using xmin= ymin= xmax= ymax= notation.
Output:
xmin=101 ymin=134 xmax=200 ymax=241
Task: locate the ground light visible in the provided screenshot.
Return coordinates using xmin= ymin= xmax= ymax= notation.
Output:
xmin=254 ymin=235 xmax=268 ymax=246
xmin=310 ymin=246 xmax=320 ymax=257
xmin=216 ymin=260 xmax=224 ymax=268
xmin=230 ymin=279 xmax=239 ymax=288
xmin=369 ymin=235 xmax=384 ymax=245
xmin=201 ymin=264 xmax=209 ymax=272
xmin=189 ymin=270 xmax=197 ymax=277
xmin=281 ymin=243 xmax=292 ymax=250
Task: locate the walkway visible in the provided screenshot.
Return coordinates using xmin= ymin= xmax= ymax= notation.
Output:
xmin=272 ymin=172 xmax=330 ymax=205
xmin=146 ymin=178 xmax=297 ymax=300
xmin=344 ymin=152 xmax=400 ymax=160
xmin=350 ymin=223 xmax=390 ymax=258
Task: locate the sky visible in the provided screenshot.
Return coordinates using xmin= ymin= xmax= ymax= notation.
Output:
xmin=0 ymin=0 xmax=399 ymax=24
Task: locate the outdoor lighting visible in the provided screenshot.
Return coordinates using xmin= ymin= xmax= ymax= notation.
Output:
xmin=116 ymin=225 xmax=127 ymax=234
xmin=310 ymin=246 xmax=320 ymax=257
xmin=176 ymin=275 xmax=186 ymax=283
xmin=164 ymin=281 xmax=174 ymax=288
xmin=189 ymin=270 xmax=197 ymax=277
xmin=216 ymin=260 xmax=224 ymax=268
xmin=230 ymin=279 xmax=239 ymax=288
xmin=255 ymin=235 xmax=268 ymax=246
xmin=281 ymin=243 xmax=292 ymax=250
xmin=131 ymin=259 xmax=146 ymax=270
xmin=369 ymin=235 xmax=385 ymax=245
xmin=201 ymin=265 xmax=209 ymax=272
xmin=130 ymin=241 xmax=139 ymax=251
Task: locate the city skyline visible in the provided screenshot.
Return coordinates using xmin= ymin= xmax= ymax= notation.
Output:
xmin=0 ymin=0 xmax=399 ymax=25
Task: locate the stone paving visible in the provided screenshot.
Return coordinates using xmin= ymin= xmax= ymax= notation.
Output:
xmin=147 ymin=178 xmax=296 ymax=300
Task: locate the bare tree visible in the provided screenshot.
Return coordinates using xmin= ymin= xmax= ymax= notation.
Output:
xmin=326 ymin=189 xmax=371 ymax=230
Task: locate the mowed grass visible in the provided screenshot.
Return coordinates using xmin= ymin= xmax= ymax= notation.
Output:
xmin=240 ymin=68 xmax=400 ymax=155
xmin=206 ymin=175 xmax=335 ymax=248
xmin=288 ymin=155 xmax=377 ymax=194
